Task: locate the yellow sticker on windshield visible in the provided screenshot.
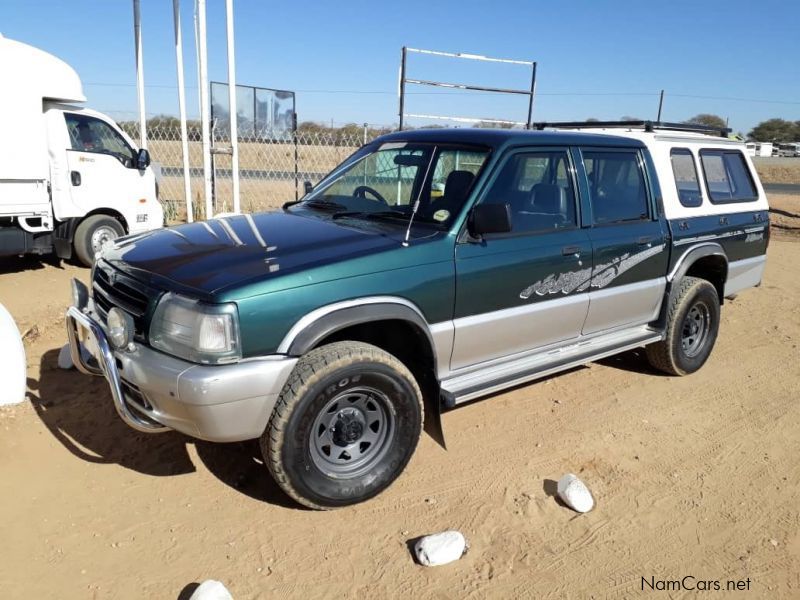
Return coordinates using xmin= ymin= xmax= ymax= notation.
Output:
xmin=433 ymin=209 xmax=450 ymax=222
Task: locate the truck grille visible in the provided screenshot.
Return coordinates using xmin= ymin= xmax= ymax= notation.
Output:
xmin=92 ymin=261 xmax=158 ymax=339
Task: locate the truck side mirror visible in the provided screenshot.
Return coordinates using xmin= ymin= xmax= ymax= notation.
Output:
xmin=136 ymin=148 xmax=151 ymax=170
xmin=468 ymin=203 xmax=512 ymax=237
xmin=303 ymin=181 xmax=313 ymax=195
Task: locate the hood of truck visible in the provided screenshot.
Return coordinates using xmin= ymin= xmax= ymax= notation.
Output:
xmin=102 ymin=211 xmax=436 ymax=297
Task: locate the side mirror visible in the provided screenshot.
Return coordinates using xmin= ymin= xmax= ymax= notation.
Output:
xmin=469 ymin=203 xmax=512 ymax=236
xmin=303 ymin=181 xmax=313 ymax=195
xmin=136 ymin=148 xmax=151 ymax=170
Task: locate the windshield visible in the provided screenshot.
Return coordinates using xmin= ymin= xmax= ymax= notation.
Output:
xmin=299 ymin=142 xmax=490 ymax=228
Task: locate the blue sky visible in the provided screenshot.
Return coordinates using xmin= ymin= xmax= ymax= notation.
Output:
xmin=1 ymin=0 xmax=798 ymax=133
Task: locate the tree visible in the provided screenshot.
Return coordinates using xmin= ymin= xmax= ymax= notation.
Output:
xmin=684 ymin=113 xmax=727 ymax=129
xmin=748 ymin=118 xmax=800 ymax=143
xmin=620 ymin=115 xmax=641 ymax=122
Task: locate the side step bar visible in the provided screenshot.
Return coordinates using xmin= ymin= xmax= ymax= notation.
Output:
xmin=441 ymin=326 xmax=663 ymax=405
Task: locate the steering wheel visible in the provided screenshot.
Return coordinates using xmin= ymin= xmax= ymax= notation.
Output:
xmin=353 ymin=185 xmax=389 ymax=205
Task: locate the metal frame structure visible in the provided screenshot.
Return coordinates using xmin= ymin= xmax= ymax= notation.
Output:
xmin=398 ymin=46 xmax=537 ymax=130
xmin=210 ymin=82 xmax=298 ymax=201
xmin=533 ymin=120 xmax=732 ymax=138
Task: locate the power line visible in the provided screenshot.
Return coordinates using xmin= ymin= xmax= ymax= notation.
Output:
xmin=82 ymin=81 xmax=800 ymax=105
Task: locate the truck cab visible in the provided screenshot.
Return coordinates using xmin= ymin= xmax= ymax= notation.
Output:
xmin=0 ymin=35 xmax=163 ymax=265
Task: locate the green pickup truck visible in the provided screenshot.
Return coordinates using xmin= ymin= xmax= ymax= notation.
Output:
xmin=66 ymin=122 xmax=770 ymax=509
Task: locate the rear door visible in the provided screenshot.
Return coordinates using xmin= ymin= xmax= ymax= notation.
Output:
xmin=451 ymin=147 xmax=592 ymax=370
xmin=578 ymin=147 xmax=669 ymax=335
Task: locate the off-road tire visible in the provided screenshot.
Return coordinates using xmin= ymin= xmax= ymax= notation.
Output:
xmin=74 ymin=215 xmax=125 ymax=266
xmin=262 ymin=341 xmax=424 ymax=510
xmin=646 ymin=276 xmax=720 ymax=376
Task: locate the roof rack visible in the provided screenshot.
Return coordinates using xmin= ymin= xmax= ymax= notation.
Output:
xmin=532 ymin=120 xmax=731 ymax=138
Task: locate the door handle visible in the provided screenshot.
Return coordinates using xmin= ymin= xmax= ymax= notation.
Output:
xmin=561 ymin=245 xmax=581 ymax=257
xmin=71 ymin=171 xmax=81 ymax=186
xmin=637 ymin=235 xmax=654 ymax=245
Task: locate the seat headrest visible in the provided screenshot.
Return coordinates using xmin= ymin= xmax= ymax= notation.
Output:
xmin=529 ymin=183 xmax=566 ymax=214
xmin=443 ymin=170 xmax=475 ymax=203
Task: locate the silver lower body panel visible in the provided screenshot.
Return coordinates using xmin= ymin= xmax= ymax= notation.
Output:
xmin=65 ymin=304 xmax=297 ymax=442
xmin=441 ymin=324 xmax=663 ymax=404
xmin=725 ymin=255 xmax=767 ymax=298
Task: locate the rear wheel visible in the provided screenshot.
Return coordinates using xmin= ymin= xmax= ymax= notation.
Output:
xmin=646 ymin=276 xmax=720 ymax=375
xmin=74 ymin=215 xmax=125 ymax=266
xmin=262 ymin=341 xmax=424 ymax=509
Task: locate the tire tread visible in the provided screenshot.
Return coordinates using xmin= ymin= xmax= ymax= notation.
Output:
xmin=262 ymin=341 xmax=423 ymax=510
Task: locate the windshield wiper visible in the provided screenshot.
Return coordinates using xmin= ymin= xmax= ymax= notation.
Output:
xmin=332 ymin=209 xmax=409 ymax=221
xmin=300 ymin=199 xmax=348 ymax=211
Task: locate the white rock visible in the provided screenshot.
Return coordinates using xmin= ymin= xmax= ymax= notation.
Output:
xmin=189 ymin=580 xmax=233 ymax=600
xmin=557 ymin=473 xmax=594 ymax=513
xmin=58 ymin=344 xmax=74 ymax=370
xmin=414 ymin=530 xmax=467 ymax=566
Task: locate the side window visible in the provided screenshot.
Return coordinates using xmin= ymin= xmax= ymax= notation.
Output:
xmin=583 ymin=150 xmax=649 ymax=224
xmin=65 ymin=114 xmax=135 ymax=167
xmin=425 ymin=148 xmax=488 ymax=219
xmin=699 ymin=150 xmax=757 ymax=203
xmin=482 ymin=150 xmax=577 ymax=234
xmin=670 ymin=148 xmax=703 ymax=207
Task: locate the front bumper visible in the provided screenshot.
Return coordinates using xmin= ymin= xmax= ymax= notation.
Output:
xmin=65 ymin=304 xmax=297 ymax=442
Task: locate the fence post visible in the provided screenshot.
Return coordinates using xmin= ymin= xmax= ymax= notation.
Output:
xmin=196 ymin=0 xmax=213 ymax=219
xmin=132 ymin=0 xmax=147 ymax=149
xmin=225 ymin=0 xmax=240 ymax=214
xmin=172 ymin=0 xmax=192 ymax=222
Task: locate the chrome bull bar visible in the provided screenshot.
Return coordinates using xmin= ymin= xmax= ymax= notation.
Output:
xmin=65 ymin=305 xmax=169 ymax=433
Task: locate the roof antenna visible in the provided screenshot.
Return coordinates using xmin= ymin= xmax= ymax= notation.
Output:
xmin=403 ymin=146 xmax=437 ymax=247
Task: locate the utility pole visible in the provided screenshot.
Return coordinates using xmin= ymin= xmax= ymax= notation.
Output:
xmin=656 ymin=89 xmax=665 ymax=122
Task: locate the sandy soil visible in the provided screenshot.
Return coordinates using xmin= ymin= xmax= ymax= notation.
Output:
xmin=1 ymin=208 xmax=799 ymax=599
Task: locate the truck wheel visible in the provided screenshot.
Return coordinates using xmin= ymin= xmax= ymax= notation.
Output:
xmin=646 ymin=276 xmax=720 ymax=376
xmin=262 ymin=341 xmax=424 ymax=509
xmin=74 ymin=215 xmax=125 ymax=266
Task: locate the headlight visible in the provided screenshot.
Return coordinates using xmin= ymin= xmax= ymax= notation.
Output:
xmin=149 ymin=293 xmax=241 ymax=364
xmin=107 ymin=307 xmax=134 ymax=350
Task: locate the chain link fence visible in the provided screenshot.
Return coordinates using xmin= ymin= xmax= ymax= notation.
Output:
xmin=122 ymin=123 xmax=379 ymax=223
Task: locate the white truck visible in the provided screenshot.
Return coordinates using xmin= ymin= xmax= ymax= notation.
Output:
xmin=0 ymin=35 xmax=163 ymax=266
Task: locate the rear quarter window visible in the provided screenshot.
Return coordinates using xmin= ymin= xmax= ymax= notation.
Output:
xmin=699 ymin=150 xmax=757 ymax=203
xmin=670 ymin=148 xmax=703 ymax=207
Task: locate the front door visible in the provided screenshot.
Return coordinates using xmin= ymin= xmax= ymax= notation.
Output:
xmin=64 ymin=113 xmax=148 ymax=214
xmin=578 ymin=147 xmax=669 ymax=335
xmin=452 ymin=148 xmax=592 ymax=371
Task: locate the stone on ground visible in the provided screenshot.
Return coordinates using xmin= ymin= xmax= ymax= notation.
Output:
xmin=557 ymin=473 xmax=594 ymax=513
xmin=414 ymin=530 xmax=467 ymax=566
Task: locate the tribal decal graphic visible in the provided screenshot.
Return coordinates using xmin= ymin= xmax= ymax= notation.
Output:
xmin=519 ymin=244 xmax=666 ymax=299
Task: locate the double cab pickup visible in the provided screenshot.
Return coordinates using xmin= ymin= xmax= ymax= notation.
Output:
xmin=66 ymin=121 xmax=770 ymax=509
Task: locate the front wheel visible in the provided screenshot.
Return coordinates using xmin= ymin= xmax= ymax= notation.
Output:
xmin=262 ymin=341 xmax=424 ymax=509
xmin=73 ymin=215 xmax=125 ymax=266
xmin=646 ymin=276 xmax=720 ymax=375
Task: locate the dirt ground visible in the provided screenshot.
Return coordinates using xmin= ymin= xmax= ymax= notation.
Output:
xmin=1 ymin=199 xmax=799 ymax=599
